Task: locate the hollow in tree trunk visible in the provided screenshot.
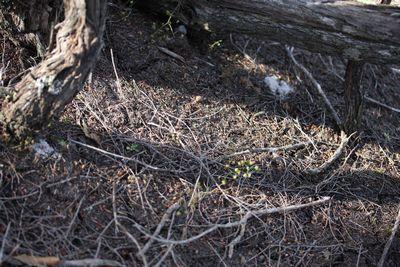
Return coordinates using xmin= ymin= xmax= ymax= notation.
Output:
xmin=0 ymin=0 xmax=107 ymax=139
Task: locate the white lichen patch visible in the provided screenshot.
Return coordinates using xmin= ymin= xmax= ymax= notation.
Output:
xmin=342 ymin=25 xmax=356 ymax=34
xmin=321 ymin=17 xmax=336 ymax=27
xmin=35 ymin=75 xmax=63 ymax=96
xmin=35 ymin=76 xmax=48 ymax=97
xmin=32 ymin=139 xmax=61 ymax=160
xmin=264 ymin=75 xmax=294 ymax=100
xmin=378 ymin=50 xmax=392 ymax=57
xmin=228 ymin=16 xmax=239 ymax=22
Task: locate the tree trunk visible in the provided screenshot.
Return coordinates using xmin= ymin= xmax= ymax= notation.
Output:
xmin=343 ymin=60 xmax=365 ymax=134
xmin=136 ymin=0 xmax=400 ymax=65
xmin=0 ymin=0 xmax=107 ymax=139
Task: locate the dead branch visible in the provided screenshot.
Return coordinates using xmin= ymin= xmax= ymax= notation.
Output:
xmin=216 ymin=141 xmax=313 ymax=162
xmin=158 ymin=47 xmax=185 ymax=63
xmin=307 ymin=131 xmax=352 ymax=175
xmin=121 ymin=197 xmax=331 ymax=246
xmin=286 ymin=46 xmax=342 ymax=128
xmin=0 ymin=222 xmax=11 ymax=265
xmin=70 ymin=139 xmax=186 ymax=173
xmin=137 ymin=0 xmax=400 ymax=64
xmin=138 ymin=201 xmax=181 ymax=257
xmin=60 ymin=259 xmax=123 ymax=267
xmin=365 ymin=96 xmax=400 ymax=114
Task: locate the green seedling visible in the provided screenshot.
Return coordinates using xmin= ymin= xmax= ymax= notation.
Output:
xmin=126 ymin=143 xmax=141 ymax=153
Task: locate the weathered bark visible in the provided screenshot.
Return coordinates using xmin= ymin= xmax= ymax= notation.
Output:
xmin=0 ymin=0 xmax=107 ymax=139
xmin=136 ymin=0 xmax=400 ymax=65
xmin=343 ymin=60 xmax=365 ymax=134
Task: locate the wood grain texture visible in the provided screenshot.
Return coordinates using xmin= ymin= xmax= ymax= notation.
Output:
xmin=137 ymin=0 xmax=400 ymax=64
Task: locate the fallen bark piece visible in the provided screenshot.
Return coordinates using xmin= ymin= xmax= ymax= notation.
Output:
xmin=13 ymin=255 xmax=60 ymax=266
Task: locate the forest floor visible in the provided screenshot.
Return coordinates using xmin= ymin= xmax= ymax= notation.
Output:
xmin=1 ymin=2 xmax=400 ymax=266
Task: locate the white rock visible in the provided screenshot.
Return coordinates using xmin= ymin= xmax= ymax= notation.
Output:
xmin=392 ymin=68 xmax=400 ymax=75
xmin=176 ymin=25 xmax=187 ymax=35
xmin=263 ymin=75 xmax=294 ymax=100
xmin=33 ymin=139 xmax=60 ymax=159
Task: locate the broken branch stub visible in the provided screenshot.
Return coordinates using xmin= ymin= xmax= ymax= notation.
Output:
xmin=0 ymin=0 xmax=107 ymax=139
xmin=343 ymin=60 xmax=365 ymax=134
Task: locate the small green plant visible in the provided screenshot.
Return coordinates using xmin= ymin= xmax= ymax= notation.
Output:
xmin=150 ymin=10 xmax=175 ymax=41
xmin=233 ymin=160 xmax=260 ymax=179
xmin=57 ymin=138 xmax=67 ymax=148
xmin=384 ymin=132 xmax=391 ymax=142
xmin=126 ymin=143 xmax=141 ymax=153
xmin=219 ymin=160 xmax=261 ymax=185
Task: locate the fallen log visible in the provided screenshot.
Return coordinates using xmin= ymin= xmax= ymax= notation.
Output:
xmin=137 ymin=0 xmax=400 ymax=65
xmin=137 ymin=0 xmax=400 ymax=133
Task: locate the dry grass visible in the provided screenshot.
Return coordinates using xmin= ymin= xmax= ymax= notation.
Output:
xmin=0 ymin=3 xmax=400 ymax=266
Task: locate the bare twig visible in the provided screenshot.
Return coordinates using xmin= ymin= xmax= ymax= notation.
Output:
xmin=228 ymin=217 xmax=247 ymax=258
xmin=65 ymin=197 xmax=85 ymax=238
xmin=117 ymin=222 xmax=148 ymax=267
xmin=124 ymin=197 xmax=331 ymax=246
xmin=216 ymin=141 xmax=313 ymax=161
xmin=154 ymin=206 xmax=178 ymax=267
xmin=356 ymin=245 xmax=363 ymax=267
xmin=112 ymin=182 xmax=118 ymax=235
xmin=70 ymin=139 xmax=185 ymax=173
xmin=138 ymin=201 xmax=181 ymax=257
xmin=286 ymin=46 xmax=342 ymax=127
xmin=0 ymin=222 xmax=11 ymax=264
xmin=307 ymin=131 xmax=352 ymax=175
xmin=60 ymin=258 xmax=123 ymax=267
xmin=365 ymin=96 xmax=400 ymax=113
xmin=378 ymin=206 xmax=400 ymax=267
xmin=158 ymin=47 xmax=185 ymax=63
xmin=110 ymin=49 xmax=124 ymax=96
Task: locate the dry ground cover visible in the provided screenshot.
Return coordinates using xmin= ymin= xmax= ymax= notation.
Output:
xmin=0 ymin=3 xmax=400 ymax=266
